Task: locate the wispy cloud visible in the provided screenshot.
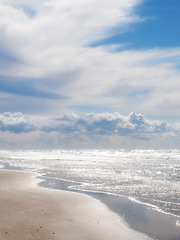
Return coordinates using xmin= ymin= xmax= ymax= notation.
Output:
xmin=0 ymin=76 xmax=65 ymax=99
xmin=1 ymin=0 xmax=180 ymax=131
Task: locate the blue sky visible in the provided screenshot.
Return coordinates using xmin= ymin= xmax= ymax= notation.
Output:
xmin=0 ymin=0 xmax=180 ymax=149
xmin=93 ymin=0 xmax=180 ymax=49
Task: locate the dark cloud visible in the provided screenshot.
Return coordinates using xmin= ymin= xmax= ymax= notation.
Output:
xmin=0 ymin=112 xmax=36 ymax=133
xmin=128 ymin=112 xmax=168 ymax=133
xmin=0 ymin=121 xmax=36 ymax=133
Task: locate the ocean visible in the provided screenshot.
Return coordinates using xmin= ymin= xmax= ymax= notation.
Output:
xmin=0 ymin=149 xmax=180 ymax=239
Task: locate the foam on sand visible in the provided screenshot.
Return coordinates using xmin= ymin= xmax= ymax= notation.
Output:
xmin=0 ymin=169 xmax=153 ymax=240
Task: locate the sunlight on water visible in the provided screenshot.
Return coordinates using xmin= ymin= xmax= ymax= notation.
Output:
xmin=0 ymin=149 xmax=180 ymax=217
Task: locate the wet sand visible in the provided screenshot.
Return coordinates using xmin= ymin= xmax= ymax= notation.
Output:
xmin=92 ymin=193 xmax=180 ymax=240
xmin=39 ymin=175 xmax=180 ymax=240
xmin=0 ymin=169 xmax=153 ymax=240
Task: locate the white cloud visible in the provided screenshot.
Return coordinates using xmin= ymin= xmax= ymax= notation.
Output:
xmin=0 ymin=0 xmax=180 ymax=119
xmin=0 ymin=112 xmax=36 ymax=133
xmin=0 ymin=0 xmax=144 ymax=86
xmin=0 ymin=0 xmax=141 ymax=49
xmin=0 ymin=111 xmax=180 ymax=149
xmin=0 ymin=111 xmax=177 ymax=134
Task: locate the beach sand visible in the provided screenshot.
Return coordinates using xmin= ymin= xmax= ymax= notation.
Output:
xmin=0 ymin=169 xmax=153 ymax=240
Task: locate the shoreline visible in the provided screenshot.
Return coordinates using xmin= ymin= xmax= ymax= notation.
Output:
xmin=0 ymin=169 xmax=153 ymax=240
xmin=39 ymin=175 xmax=180 ymax=240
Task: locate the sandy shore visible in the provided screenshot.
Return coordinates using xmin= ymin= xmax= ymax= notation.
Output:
xmin=0 ymin=169 xmax=153 ymax=240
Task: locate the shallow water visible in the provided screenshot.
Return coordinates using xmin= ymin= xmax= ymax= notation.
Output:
xmin=0 ymin=149 xmax=179 ymax=217
xmin=39 ymin=177 xmax=180 ymax=240
xmin=0 ymin=149 xmax=180 ymax=239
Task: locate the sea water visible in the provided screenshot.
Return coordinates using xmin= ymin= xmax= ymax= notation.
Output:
xmin=0 ymin=149 xmax=180 ymax=218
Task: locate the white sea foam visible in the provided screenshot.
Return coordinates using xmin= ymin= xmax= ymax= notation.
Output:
xmin=128 ymin=197 xmax=180 ymax=218
xmin=176 ymin=220 xmax=180 ymax=226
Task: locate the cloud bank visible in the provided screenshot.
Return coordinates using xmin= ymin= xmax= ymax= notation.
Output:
xmin=0 ymin=112 xmax=179 ymax=149
xmin=0 ymin=112 xmax=36 ymax=133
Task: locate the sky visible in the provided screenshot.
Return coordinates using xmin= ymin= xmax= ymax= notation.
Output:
xmin=0 ymin=0 xmax=180 ymax=149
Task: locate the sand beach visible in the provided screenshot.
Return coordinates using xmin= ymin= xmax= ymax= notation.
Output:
xmin=0 ymin=169 xmax=154 ymax=240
